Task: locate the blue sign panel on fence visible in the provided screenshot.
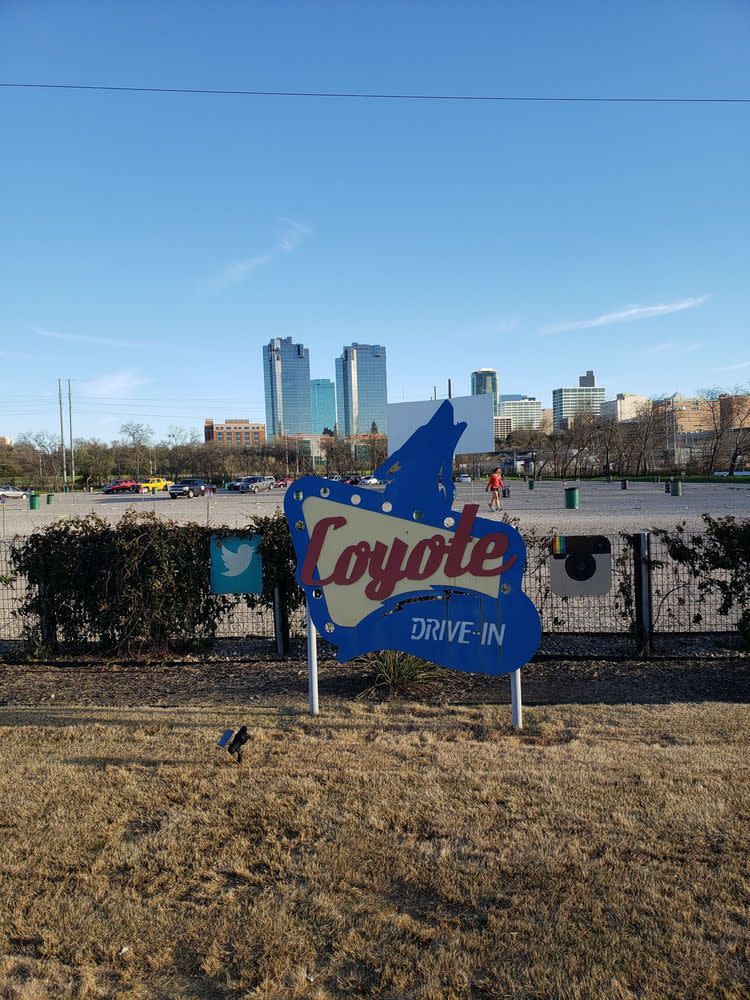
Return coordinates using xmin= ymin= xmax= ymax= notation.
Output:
xmin=210 ymin=534 xmax=263 ymax=594
xmin=285 ymin=400 xmax=541 ymax=676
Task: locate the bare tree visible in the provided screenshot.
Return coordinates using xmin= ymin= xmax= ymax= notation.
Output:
xmin=321 ymin=435 xmax=353 ymax=477
xmin=697 ymin=389 xmax=729 ymax=476
xmin=120 ymin=422 xmax=154 ymax=480
xmin=723 ymin=389 xmax=750 ymax=475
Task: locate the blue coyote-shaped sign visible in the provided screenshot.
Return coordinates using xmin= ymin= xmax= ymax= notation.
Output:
xmin=284 ymin=401 xmax=541 ymax=676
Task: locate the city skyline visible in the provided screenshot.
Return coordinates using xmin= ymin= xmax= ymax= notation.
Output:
xmin=2 ymin=357 xmax=748 ymax=444
xmin=1 ymin=3 xmax=749 ymax=440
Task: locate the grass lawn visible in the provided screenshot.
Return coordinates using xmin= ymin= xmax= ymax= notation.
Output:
xmin=0 ymin=688 xmax=748 ymax=999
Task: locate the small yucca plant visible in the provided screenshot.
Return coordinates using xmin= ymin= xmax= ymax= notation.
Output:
xmin=361 ymin=649 xmax=437 ymax=698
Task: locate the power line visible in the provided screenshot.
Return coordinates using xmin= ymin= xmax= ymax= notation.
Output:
xmin=1 ymin=81 xmax=749 ymax=105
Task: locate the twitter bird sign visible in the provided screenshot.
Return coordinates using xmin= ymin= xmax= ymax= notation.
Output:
xmin=210 ymin=534 xmax=263 ymax=594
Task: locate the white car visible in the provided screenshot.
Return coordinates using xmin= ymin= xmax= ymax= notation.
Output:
xmin=0 ymin=484 xmax=28 ymax=499
xmin=457 ymin=474 xmax=472 ymax=484
xmin=361 ymin=476 xmax=381 ymax=486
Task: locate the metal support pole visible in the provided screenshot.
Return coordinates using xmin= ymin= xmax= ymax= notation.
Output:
xmin=273 ymin=585 xmax=284 ymax=656
xmin=58 ymin=379 xmax=67 ymax=486
xmin=633 ymin=532 xmax=653 ymax=658
xmin=510 ymin=668 xmax=523 ymax=730
xmin=306 ymin=603 xmax=319 ymax=717
xmin=67 ymin=379 xmax=75 ymax=491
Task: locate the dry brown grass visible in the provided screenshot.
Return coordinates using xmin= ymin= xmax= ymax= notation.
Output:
xmin=0 ymin=697 xmax=748 ymax=999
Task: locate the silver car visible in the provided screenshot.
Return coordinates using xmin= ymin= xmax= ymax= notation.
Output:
xmin=238 ymin=475 xmax=275 ymax=494
xmin=0 ymin=484 xmax=28 ymax=499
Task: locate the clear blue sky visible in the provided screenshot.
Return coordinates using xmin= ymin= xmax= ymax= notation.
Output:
xmin=1 ymin=0 xmax=748 ymax=441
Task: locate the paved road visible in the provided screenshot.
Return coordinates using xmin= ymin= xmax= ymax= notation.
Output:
xmin=1 ymin=480 xmax=748 ymax=539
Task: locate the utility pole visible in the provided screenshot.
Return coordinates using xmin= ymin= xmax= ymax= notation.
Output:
xmin=58 ymin=379 xmax=68 ymax=487
xmin=67 ymin=379 xmax=75 ymax=491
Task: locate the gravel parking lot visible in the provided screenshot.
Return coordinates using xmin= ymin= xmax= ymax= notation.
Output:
xmin=1 ymin=479 xmax=748 ymax=538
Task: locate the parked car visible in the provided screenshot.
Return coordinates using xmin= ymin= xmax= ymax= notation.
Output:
xmin=361 ymin=476 xmax=381 ymax=486
xmin=329 ymin=475 xmax=342 ymax=482
xmin=0 ymin=484 xmax=28 ymax=499
xmin=227 ymin=476 xmax=271 ymax=492
xmin=168 ymin=478 xmax=207 ymax=498
xmin=103 ymin=479 xmax=142 ymax=494
xmin=343 ymin=475 xmax=360 ymax=485
xmin=457 ymin=474 xmax=472 ymax=484
xmin=274 ymin=477 xmax=294 ymax=489
xmin=239 ymin=475 xmax=275 ymax=494
xmin=140 ymin=477 xmax=174 ymax=492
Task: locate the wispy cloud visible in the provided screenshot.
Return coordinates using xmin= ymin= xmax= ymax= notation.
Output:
xmin=715 ymin=360 xmax=750 ymax=372
xmin=80 ymin=372 xmax=147 ymax=399
xmin=33 ymin=326 xmax=162 ymax=351
xmin=206 ymin=217 xmax=312 ymax=289
xmin=649 ymin=341 xmax=704 ymax=355
xmin=540 ymin=295 xmax=709 ymax=335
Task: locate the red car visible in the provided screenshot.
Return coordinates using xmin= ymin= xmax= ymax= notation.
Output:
xmin=102 ymin=479 xmax=143 ymax=494
xmin=274 ymin=477 xmax=294 ymax=489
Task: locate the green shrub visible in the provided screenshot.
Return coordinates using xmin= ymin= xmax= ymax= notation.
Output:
xmin=363 ymin=650 xmax=437 ymax=697
xmin=653 ymin=515 xmax=750 ymax=646
xmin=239 ymin=510 xmax=304 ymax=614
xmin=10 ymin=509 xmax=303 ymax=655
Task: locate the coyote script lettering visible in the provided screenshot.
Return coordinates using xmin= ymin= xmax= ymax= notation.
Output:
xmin=300 ymin=504 xmax=517 ymax=601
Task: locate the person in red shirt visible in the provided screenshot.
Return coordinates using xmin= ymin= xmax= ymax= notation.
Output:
xmin=486 ymin=467 xmax=504 ymax=511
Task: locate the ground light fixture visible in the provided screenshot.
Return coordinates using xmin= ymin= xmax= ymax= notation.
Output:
xmin=217 ymin=725 xmax=250 ymax=764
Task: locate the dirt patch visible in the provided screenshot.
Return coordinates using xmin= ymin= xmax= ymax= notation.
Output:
xmin=0 ymin=654 xmax=748 ymax=710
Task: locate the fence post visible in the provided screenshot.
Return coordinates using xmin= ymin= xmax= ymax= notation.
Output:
xmin=37 ymin=550 xmax=58 ymax=653
xmin=273 ymin=584 xmax=290 ymax=656
xmin=632 ymin=532 xmax=652 ymax=658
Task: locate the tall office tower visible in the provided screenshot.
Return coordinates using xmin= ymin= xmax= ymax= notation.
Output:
xmin=552 ymin=370 xmax=606 ymax=430
xmin=471 ymin=368 xmax=499 ymax=416
xmin=499 ymin=396 xmax=542 ymax=432
xmin=335 ymin=343 xmax=388 ymax=436
xmin=262 ymin=337 xmax=312 ymax=438
xmin=310 ymin=378 xmax=336 ymax=434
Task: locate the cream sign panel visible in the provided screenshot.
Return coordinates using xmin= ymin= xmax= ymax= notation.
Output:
xmin=300 ymin=497 xmax=513 ymax=628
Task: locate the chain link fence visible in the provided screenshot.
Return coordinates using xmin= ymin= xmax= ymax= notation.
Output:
xmin=0 ymin=532 xmax=742 ymax=658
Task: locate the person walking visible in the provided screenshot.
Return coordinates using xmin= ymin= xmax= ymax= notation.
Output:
xmin=486 ymin=466 xmax=504 ymax=511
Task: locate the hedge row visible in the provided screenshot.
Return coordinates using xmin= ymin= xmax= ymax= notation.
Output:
xmin=10 ymin=509 xmax=303 ymax=654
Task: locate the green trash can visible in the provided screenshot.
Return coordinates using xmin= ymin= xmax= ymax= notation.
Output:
xmin=528 ymin=479 xmax=535 ymax=490
xmin=671 ymin=480 xmax=683 ymax=497
xmin=150 ymin=486 xmax=157 ymax=495
xmin=564 ymin=486 xmax=580 ymax=510
xmin=46 ymin=493 xmax=54 ymax=505
xmin=29 ymin=495 xmax=40 ymax=511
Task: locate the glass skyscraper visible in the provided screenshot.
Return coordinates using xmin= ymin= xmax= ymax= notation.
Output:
xmin=335 ymin=343 xmax=388 ymax=436
xmin=471 ymin=368 xmax=499 ymax=417
xmin=310 ymin=378 xmax=336 ymax=434
xmin=262 ymin=337 xmax=312 ymax=438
